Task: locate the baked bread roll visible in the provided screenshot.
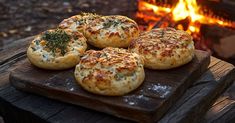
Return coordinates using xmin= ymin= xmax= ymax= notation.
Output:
xmin=84 ymin=15 xmax=139 ymax=48
xmin=27 ymin=29 xmax=87 ymax=70
xmin=129 ymin=27 xmax=195 ymax=70
xmin=59 ymin=13 xmax=101 ymax=34
xmin=74 ymin=47 xmax=145 ymax=96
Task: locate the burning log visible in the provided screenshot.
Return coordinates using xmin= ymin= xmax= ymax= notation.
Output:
xmin=173 ymin=16 xmax=191 ymax=30
xmin=153 ymin=13 xmax=172 ymax=28
xmin=201 ymin=24 xmax=235 ymax=59
xmin=135 ymin=0 xmax=235 ymax=58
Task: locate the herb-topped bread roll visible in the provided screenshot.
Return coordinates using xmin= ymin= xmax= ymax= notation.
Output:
xmin=59 ymin=13 xmax=101 ymax=34
xmin=27 ymin=29 xmax=87 ymax=70
xmin=129 ymin=27 xmax=195 ymax=70
xmin=84 ymin=15 xmax=140 ymax=48
xmin=74 ymin=47 xmax=145 ymax=96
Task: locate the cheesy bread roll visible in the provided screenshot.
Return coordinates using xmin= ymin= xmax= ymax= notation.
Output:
xmin=27 ymin=29 xmax=87 ymax=70
xmin=59 ymin=13 xmax=101 ymax=34
xmin=74 ymin=47 xmax=145 ymax=96
xmin=84 ymin=15 xmax=139 ymax=48
xmin=129 ymin=27 xmax=195 ymax=70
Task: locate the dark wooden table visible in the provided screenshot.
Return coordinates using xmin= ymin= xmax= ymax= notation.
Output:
xmin=0 ymin=37 xmax=235 ymax=123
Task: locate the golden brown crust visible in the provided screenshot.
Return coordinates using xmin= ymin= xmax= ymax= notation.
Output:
xmin=27 ymin=29 xmax=87 ymax=70
xmin=84 ymin=15 xmax=140 ymax=48
xmin=129 ymin=27 xmax=195 ymax=70
xmin=74 ymin=47 xmax=145 ymax=96
xmin=58 ymin=13 xmax=101 ymax=34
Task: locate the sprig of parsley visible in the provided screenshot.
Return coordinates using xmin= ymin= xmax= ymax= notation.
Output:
xmin=42 ymin=29 xmax=71 ymax=55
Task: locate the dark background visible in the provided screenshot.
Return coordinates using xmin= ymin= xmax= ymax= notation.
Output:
xmin=0 ymin=0 xmax=234 ymax=123
xmin=0 ymin=0 xmax=136 ymax=43
xmin=1 ymin=0 xmax=235 ymax=65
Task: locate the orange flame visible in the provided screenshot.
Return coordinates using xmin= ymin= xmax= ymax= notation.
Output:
xmin=172 ymin=0 xmax=202 ymax=22
xmin=136 ymin=0 xmax=235 ymax=34
xmin=138 ymin=1 xmax=171 ymax=14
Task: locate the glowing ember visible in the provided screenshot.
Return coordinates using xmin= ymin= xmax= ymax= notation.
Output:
xmin=136 ymin=0 xmax=235 ymax=35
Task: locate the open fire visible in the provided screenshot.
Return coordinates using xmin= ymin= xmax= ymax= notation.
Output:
xmin=136 ymin=0 xmax=235 ymax=51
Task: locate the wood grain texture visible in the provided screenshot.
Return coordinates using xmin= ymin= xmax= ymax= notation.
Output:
xmin=203 ymin=81 xmax=235 ymax=123
xmin=0 ymin=36 xmax=33 ymax=65
xmin=0 ymin=54 xmax=27 ymax=87
xmin=0 ymin=37 xmax=234 ymax=123
xmin=0 ymin=56 xmax=234 ymax=123
xmin=0 ymin=36 xmax=33 ymax=86
xmin=0 ymin=86 xmax=63 ymax=123
xmin=159 ymin=57 xmax=235 ymax=123
xmin=9 ymin=50 xmax=210 ymax=123
xmin=0 ymin=57 xmax=234 ymax=123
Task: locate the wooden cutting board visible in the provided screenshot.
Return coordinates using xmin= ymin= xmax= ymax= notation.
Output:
xmin=10 ymin=50 xmax=210 ymax=123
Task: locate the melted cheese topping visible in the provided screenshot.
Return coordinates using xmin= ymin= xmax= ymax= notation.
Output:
xmin=59 ymin=13 xmax=101 ymax=33
xmin=29 ymin=29 xmax=87 ymax=62
xmin=129 ymin=27 xmax=195 ymax=69
xmin=84 ymin=15 xmax=139 ymax=48
xmin=74 ymin=47 xmax=145 ymax=96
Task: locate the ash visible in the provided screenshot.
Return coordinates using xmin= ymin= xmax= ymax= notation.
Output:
xmin=148 ymin=83 xmax=172 ymax=98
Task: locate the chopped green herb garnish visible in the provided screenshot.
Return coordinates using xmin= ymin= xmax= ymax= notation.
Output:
xmin=114 ymin=73 xmax=124 ymax=81
xmin=103 ymin=20 xmax=120 ymax=29
xmin=35 ymin=40 xmax=40 ymax=45
xmin=76 ymin=12 xmax=100 ymax=25
xmin=42 ymin=29 xmax=71 ymax=55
